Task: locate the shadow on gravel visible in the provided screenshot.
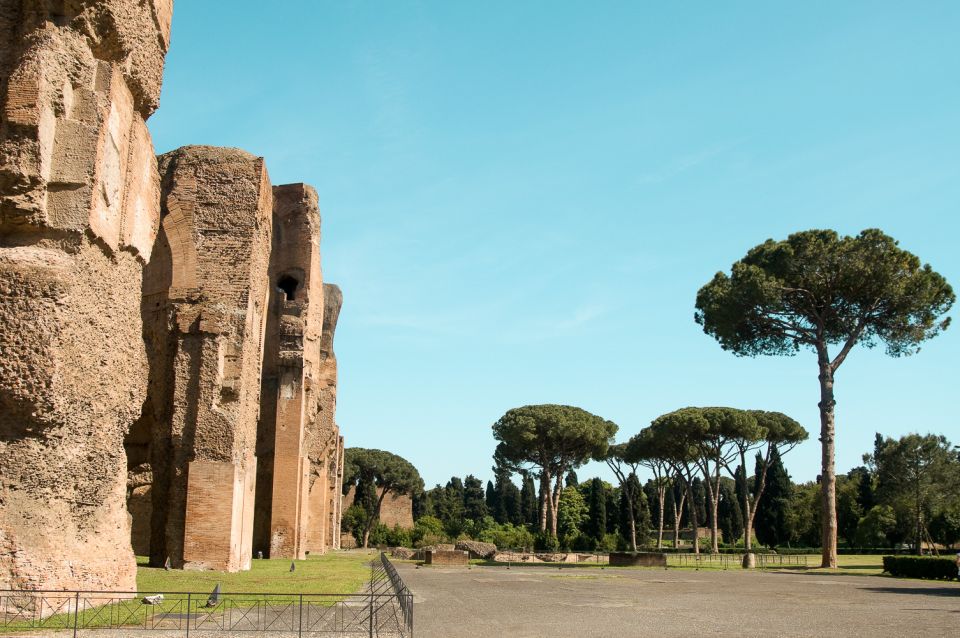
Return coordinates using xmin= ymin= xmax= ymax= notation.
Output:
xmin=861 ymin=586 xmax=960 ymax=597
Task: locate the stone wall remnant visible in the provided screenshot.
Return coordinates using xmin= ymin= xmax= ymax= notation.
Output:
xmin=141 ymin=145 xmax=273 ymax=572
xmin=0 ymin=0 xmax=171 ymax=591
xmin=305 ymin=283 xmax=344 ymax=554
xmin=424 ymin=550 xmax=469 ymax=566
xmin=254 ymin=185 xmax=344 ymax=559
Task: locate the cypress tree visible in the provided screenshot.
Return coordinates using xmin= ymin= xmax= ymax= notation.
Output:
xmin=520 ymin=474 xmax=538 ymax=527
xmin=664 ymin=481 xmax=677 ymax=527
xmin=493 ymin=467 xmax=522 ymax=525
xmin=463 ymin=475 xmax=488 ymax=522
xmin=412 ymin=489 xmax=427 ymax=520
xmin=643 ymin=480 xmax=658 ymax=529
xmin=718 ymin=481 xmax=744 ymax=546
xmin=502 ymin=480 xmax=522 ymax=525
xmin=485 ymin=480 xmax=498 ymax=521
xmin=605 ymin=489 xmax=620 ymax=535
xmin=440 ymin=477 xmax=465 ymax=528
xmin=691 ymin=478 xmax=707 ymax=526
xmin=585 ymin=478 xmax=607 ymax=542
xmin=754 ymin=448 xmax=793 ymax=547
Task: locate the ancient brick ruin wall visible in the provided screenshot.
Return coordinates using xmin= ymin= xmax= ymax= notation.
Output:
xmin=305 ymin=283 xmax=344 ymax=553
xmin=0 ymin=0 xmax=170 ymax=591
xmin=255 ymin=183 xmax=323 ymax=559
xmin=254 ymin=189 xmax=344 ymax=559
xmin=139 ymin=146 xmax=273 ymax=572
xmin=135 ymin=168 xmax=345 ymax=569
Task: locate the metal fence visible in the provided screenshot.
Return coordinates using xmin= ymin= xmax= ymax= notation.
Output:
xmin=378 ymin=553 xmax=413 ymax=636
xmin=0 ymin=554 xmax=412 ymax=637
xmin=669 ymin=553 xmax=809 ymax=569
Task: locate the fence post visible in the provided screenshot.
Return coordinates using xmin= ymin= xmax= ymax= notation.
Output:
xmin=369 ymin=584 xmax=374 ymax=638
xmin=185 ymin=593 xmax=191 ymax=638
xmin=72 ymin=592 xmax=80 ymax=638
xmin=298 ymin=593 xmax=303 ymax=638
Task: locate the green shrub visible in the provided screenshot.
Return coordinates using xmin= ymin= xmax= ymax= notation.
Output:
xmin=597 ymin=533 xmax=620 ymax=552
xmin=464 ymin=516 xmax=496 ymax=540
xmin=883 ymin=556 xmax=958 ymax=580
xmin=533 ymin=531 xmax=559 ymax=552
xmin=412 ymin=515 xmax=447 ymax=548
xmin=385 ymin=524 xmax=412 ymax=548
xmin=366 ymin=522 xmax=391 ymax=547
xmin=569 ymin=533 xmax=595 ymax=552
xmin=478 ymin=523 xmax=534 ymax=551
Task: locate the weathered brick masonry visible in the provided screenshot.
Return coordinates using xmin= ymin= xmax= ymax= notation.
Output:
xmin=254 ymin=184 xmax=343 ymax=560
xmin=134 ymin=154 xmax=346 ymax=571
xmin=0 ymin=0 xmax=345 ymax=588
xmin=0 ymin=0 xmax=172 ymax=592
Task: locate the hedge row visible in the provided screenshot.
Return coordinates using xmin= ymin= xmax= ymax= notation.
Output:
xmin=882 ymin=556 xmax=958 ymax=580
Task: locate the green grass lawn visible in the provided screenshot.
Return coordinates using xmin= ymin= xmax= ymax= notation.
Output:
xmin=136 ymin=550 xmax=377 ymax=594
xmin=0 ymin=551 xmax=378 ymax=634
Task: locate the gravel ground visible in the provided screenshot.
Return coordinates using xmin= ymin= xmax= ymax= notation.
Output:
xmin=396 ymin=564 xmax=960 ymax=638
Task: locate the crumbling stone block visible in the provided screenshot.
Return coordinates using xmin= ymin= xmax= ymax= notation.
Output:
xmin=455 ymin=540 xmax=498 ymax=560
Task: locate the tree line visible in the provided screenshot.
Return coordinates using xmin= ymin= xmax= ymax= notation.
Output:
xmin=342 ymin=430 xmax=960 ymax=554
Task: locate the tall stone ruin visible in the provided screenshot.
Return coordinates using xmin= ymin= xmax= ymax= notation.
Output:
xmin=253 ymin=186 xmax=344 ymax=560
xmin=0 ymin=0 xmax=172 ymax=591
xmin=0 ymin=1 xmax=345 ymax=590
xmin=140 ymin=146 xmax=273 ymax=572
xmin=134 ymin=152 xmax=344 ymax=571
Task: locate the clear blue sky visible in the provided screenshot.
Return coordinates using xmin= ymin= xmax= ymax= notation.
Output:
xmin=150 ymin=2 xmax=959 ymax=489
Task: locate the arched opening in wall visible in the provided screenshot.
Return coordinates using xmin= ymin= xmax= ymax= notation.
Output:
xmin=277 ymin=275 xmax=299 ymax=301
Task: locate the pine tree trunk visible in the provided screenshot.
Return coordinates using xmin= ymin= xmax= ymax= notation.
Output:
xmin=671 ymin=492 xmax=680 ymax=549
xmin=656 ymin=487 xmax=665 ymax=550
xmin=740 ymin=452 xmax=753 ymax=551
xmin=915 ymin=480 xmax=923 ymax=555
xmin=686 ymin=482 xmax=700 ymax=556
xmin=362 ymin=489 xmax=389 ymax=550
xmin=672 ymin=480 xmax=686 ymax=550
xmin=818 ymin=350 xmax=839 ymax=568
xmin=539 ymin=471 xmax=550 ymax=533
xmin=704 ymin=470 xmax=720 ymax=554
xmin=550 ymin=473 xmax=563 ymax=537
